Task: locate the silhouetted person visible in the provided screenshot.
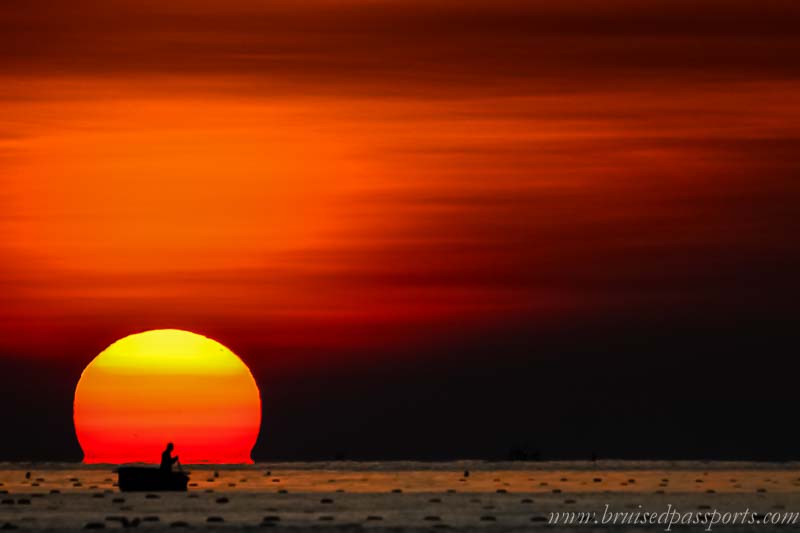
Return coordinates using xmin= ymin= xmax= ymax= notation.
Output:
xmin=160 ymin=443 xmax=179 ymax=472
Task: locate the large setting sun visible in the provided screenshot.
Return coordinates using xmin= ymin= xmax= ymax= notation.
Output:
xmin=74 ymin=329 xmax=261 ymax=464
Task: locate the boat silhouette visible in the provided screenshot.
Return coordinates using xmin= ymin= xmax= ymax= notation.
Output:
xmin=117 ymin=466 xmax=189 ymax=492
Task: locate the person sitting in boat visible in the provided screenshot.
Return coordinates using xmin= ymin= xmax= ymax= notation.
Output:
xmin=160 ymin=442 xmax=179 ymax=472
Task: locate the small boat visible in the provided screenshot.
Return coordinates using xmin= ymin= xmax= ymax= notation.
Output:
xmin=117 ymin=466 xmax=189 ymax=492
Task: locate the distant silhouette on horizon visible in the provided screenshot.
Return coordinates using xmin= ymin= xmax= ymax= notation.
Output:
xmin=160 ymin=442 xmax=179 ymax=472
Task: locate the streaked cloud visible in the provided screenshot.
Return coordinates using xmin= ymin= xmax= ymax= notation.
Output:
xmin=1 ymin=1 xmax=798 ymax=362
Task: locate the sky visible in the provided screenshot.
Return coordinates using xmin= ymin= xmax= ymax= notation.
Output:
xmin=1 ymin=0 xmax=799 ymax=461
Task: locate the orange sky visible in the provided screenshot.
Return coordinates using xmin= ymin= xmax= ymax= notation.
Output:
xmin=1 ymin=0 xmax=799 ymax=366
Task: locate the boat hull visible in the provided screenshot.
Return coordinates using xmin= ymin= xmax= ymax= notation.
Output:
xmin=117 ymin=467 xmax=189 ymax=492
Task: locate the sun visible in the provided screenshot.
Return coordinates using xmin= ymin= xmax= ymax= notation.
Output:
xmin=74 ymin=329 xmax=261 ymax=464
